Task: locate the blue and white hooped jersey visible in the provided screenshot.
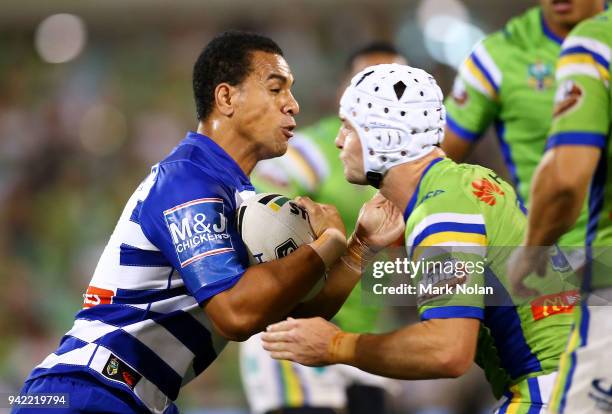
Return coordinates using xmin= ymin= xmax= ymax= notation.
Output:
xmin=27 ymin=132 xmax=256 ymax=413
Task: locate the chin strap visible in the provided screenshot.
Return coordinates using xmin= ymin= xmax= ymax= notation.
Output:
xmin=366 ymin=171 xmax=384 ymax=189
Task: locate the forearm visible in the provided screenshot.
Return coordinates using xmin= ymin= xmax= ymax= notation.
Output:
xmin=525 ymin=153 xmax=588 ymax=246
xmin=290 ymin=257 xmax=360 ymax=320
xmin=291 ymin=235 xmax=372 ymax=320
xmin=206 ymin=245 xmax=325 ymax=339
xmin=335 ymin=320 xmax=477 ymax=380
xmin=442 ymin=129 xmax=473 ymax=162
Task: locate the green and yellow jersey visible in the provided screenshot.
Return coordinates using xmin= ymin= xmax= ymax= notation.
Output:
xmin=445 ymin=6 xmax=589 ymax=247
xmin=546 ymin=9 xmax=612 ymax=290
xmin=404 ymin=157 xmax=574 ymax=403
xmin=251 ymin=116 xmax=377 ymax=332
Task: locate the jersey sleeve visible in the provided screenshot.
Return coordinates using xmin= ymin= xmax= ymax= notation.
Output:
xmin=406 ymin=208 xmax=488 ymax=321
xmin=546 ymin=20 xmax=611 ymax=150
xmin=444 ymin=37 xmax=503 ymax=142
xmin=250 ymin=133 xmax=329 ymax=197
xmin=139 ymin=161 xmax=247 ymax=305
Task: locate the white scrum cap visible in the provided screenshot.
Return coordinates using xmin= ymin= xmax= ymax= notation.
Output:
xmin=339 ymin=64 xmax=446 ymax=188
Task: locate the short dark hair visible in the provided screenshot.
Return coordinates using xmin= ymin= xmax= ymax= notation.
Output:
xmin=193 ymin=31 xmax=284 ymax=121
xmin=345 ymin=41 xmax=402 ymax=72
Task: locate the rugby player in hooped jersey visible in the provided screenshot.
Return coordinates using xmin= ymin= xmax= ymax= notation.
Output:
xmin=15 ymin=32 xmax=404 ymax=414
xmin=262 ymin=64 xmax=574 ymax=413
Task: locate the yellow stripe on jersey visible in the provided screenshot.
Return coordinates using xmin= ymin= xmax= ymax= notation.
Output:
xmin=464 ymin=57 xmax=498 ymax=99
xmin=279 ymin=360 xmax=304 ymax=406
xmin=506 ymin=382 xmax=523 ymax=414
xmin=557 ymin=54 xmax=610 ymax=81
xmin=413 ymin=232 xmax=487 ymax=260
xmin=285 ymin=147 xmax=319 ymax=192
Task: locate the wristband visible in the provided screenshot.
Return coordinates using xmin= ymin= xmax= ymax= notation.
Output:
xmin=340 ymin=233 xmax=376 ymax=273
xmin=308 ymin=228 xmax=347 ymax=269
xmin=328 ymin=331 xmax=360 ymax=364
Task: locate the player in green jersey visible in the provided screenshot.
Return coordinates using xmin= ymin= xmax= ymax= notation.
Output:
xmin=508 ymin=9 xmax=612 ymax=413
xmin=443 ymin=0 xmax=606 ymax=249
xmin=261 ymin=64 xmax=575 ymax=413
xmin=240 ymin=43 xmax=407 ymax=414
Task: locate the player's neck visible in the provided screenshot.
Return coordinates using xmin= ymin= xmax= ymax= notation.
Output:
xmin=196 ymin=121 xmax=258 ymax=176
xmin=543 ymin=13 xmax=571 ymax=39
xmin=379 ymin=149 xmax=445 ymax=218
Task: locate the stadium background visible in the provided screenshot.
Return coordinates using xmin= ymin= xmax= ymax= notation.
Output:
xmin=0 ymin=0 xmax=535 ymax=412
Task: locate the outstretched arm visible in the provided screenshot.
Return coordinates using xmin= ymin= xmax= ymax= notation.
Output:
xmin=262 ymin=316 xmax=479 ymax=379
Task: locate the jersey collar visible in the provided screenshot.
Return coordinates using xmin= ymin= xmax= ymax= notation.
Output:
xmin=540 ymin=10 xmax=564 ymax=45
xmin=182 ymin=131 xmax=250 ymax=185
xmin=403 ymin=157 xmax=444 ymax=222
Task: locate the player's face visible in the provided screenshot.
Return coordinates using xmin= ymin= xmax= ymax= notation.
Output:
xmin=234 ymin=51 xmax=299 ymax=160
xmin=350 ymin=52 xmax=408 ymax=76
xmin=541 ymin=0 xmax=604 ymax=29
xmin=335 ymin=119 xmax=367 ymax=185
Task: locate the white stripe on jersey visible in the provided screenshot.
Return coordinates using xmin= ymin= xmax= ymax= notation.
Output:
xmin=91 ymin=256 xmax=172 ymax=290
xmin=65 ymin=319 xmax=118 ymax=343
xmin=36 ymin=343 xmax=98 ymax=369
xmin=406 ymin=213 xmax=486 ymax=247
xmin=563 ymin=35 xmax=611 ymax=63
xmin=122 ymin=319 xmax=195 ymax=376
xmin=473 ymin=43 xmax=502 ymax=89
xmin=557 ymin=63 xmax=609 ymax=84
xmin=113 ymin=220 xmax=159 ymax=251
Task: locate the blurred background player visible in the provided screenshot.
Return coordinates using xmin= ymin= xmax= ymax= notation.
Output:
xmin=508 ymin=7 xmax=612 ymax=413
xmin=442 ymin=0 xmax=606 ymax=253
xmin=262 ymin=63 xmax=575 ymax=414
xmin=240 ymin=42 xmax=407 ymax=414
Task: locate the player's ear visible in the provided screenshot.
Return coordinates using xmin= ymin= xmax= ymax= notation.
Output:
xmin=214 ymin=83 xmax=238 ymax=117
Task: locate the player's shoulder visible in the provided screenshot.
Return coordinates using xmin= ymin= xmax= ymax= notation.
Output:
xmin=566 ymin=9 xmax=612 ymax=43
xmin=501 ymin=6 xmax=545 ymax=47
xmin=469 ymin=6 xmax=542 ymax=63
xmin=407 ymin=159 xmax=483 ymax=225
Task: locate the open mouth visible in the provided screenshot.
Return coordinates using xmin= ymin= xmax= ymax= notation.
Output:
xmin=552 ymin=0 xmax=572 ymax=13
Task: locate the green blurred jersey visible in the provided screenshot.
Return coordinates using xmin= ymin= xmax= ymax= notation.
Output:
xmin=445 ymin=6 xmax=589 ymax=247
xmin=546 ymin=9 xmax=612 ymax=289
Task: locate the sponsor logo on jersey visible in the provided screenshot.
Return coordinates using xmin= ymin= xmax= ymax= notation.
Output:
xmin=102 ymin=354 xmax=142 ymax=390
xmin=530 ymin=290 xmax=579 ymax=321
xmin=553 ymin=79 xmax=583 ymax=118
xmin=451 ymin=77 xmax=468 ymax=106
xmin=419 ymin=189 xmax=445 ymax=206
xmin=82 ymin=285 xmax=115 ymax=309
xmin=472 ymin=177 xmax=504 ymax=206
xmin=527 ymin=61 xmax=554 ymax=90
xmin=589 ymin=378 xmax=612 ymax=411
xmin=164 ymin=198 xmax=233 ymax=268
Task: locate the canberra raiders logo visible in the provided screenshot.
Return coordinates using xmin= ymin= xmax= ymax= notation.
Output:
xmin=528 ymin=61 xmax=554 ymax=90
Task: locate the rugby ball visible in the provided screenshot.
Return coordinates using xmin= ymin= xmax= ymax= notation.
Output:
xmin=236 ymin=193 xmax=324 ymax=300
